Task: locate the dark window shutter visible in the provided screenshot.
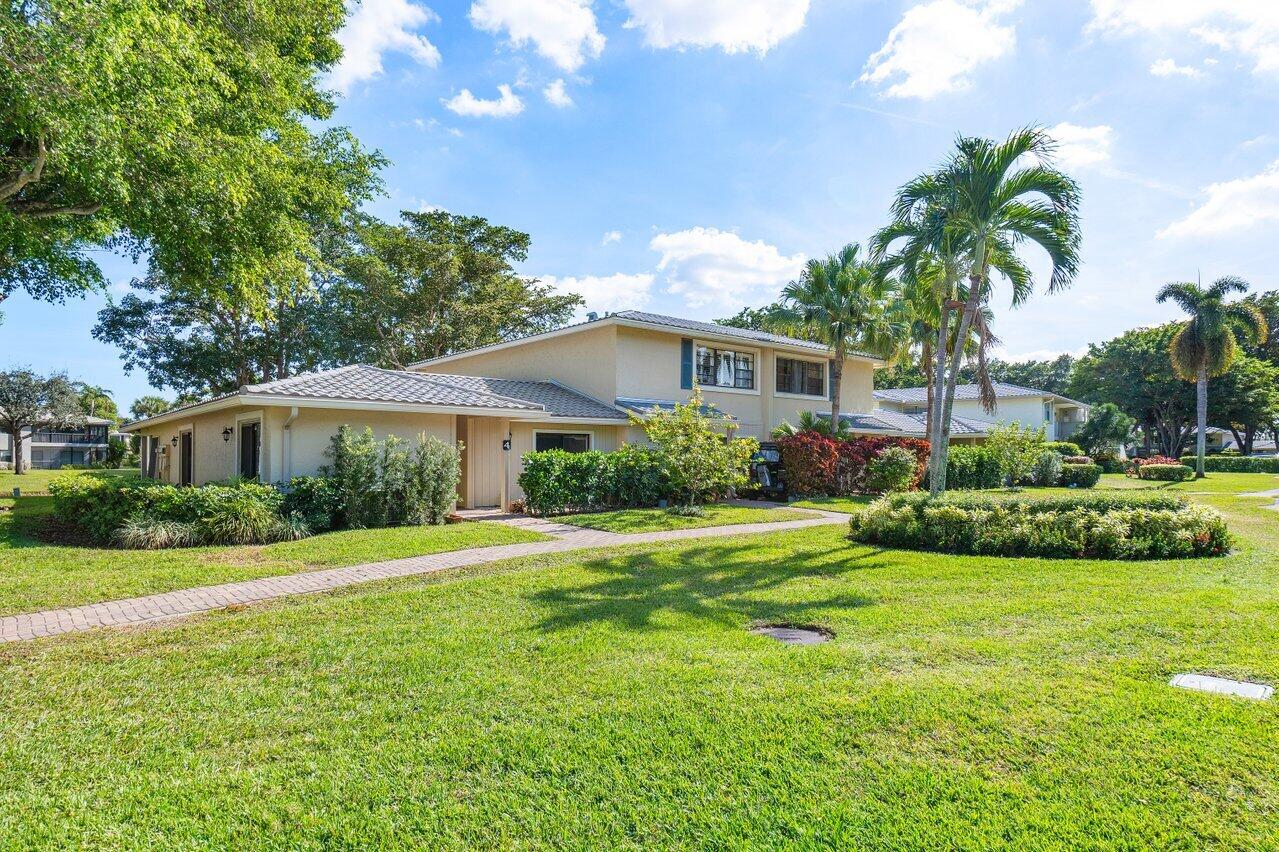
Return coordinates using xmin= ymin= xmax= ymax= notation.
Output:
xmin=680 ymin=338 xmax=693 ymax=389
xmin=828 ymin=359 xmax=836 ymax=401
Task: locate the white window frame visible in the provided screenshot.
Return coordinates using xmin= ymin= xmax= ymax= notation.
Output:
xmin=693 ymin=340 xmax=761 ymax=396
xmin=773 ymin=353 xmax=828 ymax=400
xmin=532 ymin=429 xmax=595 ymax=454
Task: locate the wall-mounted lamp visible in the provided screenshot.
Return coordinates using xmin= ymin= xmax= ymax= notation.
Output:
xmin=222 ymin=427 xmax=233 ymax=443
xmin=171 ymin=436 xmax=179 ymax=447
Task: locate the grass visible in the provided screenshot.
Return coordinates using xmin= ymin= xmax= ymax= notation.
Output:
xmin=557 ymin=503 xmax=811 ymax=533
xmin=2 ymin=473 xmax=1279 ymax=845
xmin=0 ymin=466 xmax=135 ymax=495
xmin=789 ymin=495 xmax=875 ymax=513
xmin=2 ymin=486 xmax=1278 ymax=846
xmin=0 ymin=495 xmax=549 ymax=616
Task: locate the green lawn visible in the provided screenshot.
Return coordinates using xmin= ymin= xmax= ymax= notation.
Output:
xmin=2 ymin=475 xmax=1279 ymax=846
xmin=0 ymin=495 xmax=548 ymax=616
xmin=0 ymin=466 xmax=135 ymax=495
xmin=789 ymin=495 xmax=875 ymax=513
xmin=557 ymin=503 xmax=811 ymax=533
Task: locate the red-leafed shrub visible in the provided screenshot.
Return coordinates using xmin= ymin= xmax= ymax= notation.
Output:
xmin=1125 ymin=456 xmax=1185 ymax=478
xmin=777 ymin=432 xmax=840 ymax=494
xmin=777 ymin=432 xmax=930 ymax=495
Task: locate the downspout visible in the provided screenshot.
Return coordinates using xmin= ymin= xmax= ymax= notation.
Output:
xmin=282 ymin=406 xmax=299 ymax=483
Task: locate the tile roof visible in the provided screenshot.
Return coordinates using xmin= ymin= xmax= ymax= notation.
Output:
xmin=840 ymin=410 xmax=993 ymax=436
xmin=873 ymin=382 xmax=1056 ymax=404
xmin=614 ymin=396 xmax=732 ymax=420
xmin=610 ymin=310 xmax=877 ymax=358
xmin=423 ymin=375 xmax=627 ymax=420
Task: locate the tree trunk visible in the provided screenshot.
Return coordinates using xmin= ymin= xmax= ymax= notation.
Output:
xmin=1195 ymin=365 xmax=1207 ymax=479
xmin=922 ymin=340 xmax=934 ymax=445
xmin=938 ymin=276 xmax=984 ymax=487
xmin=11 ymin=428 xmax=24 ymax=476
xmin=928 ymin=306 xmax=951 ymax=495
xmin=829 ymin=351 xmax=843 ymax=434
xmin=1244 ymin=425 xmax=1255 ymax=456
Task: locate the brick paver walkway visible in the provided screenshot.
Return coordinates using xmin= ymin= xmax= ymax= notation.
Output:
xmin=1 ymin=507 xmax=846 ymax=643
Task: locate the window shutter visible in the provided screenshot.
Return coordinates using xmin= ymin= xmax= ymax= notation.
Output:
xmin=680 ymin=338 xmax=693 ymax=389
xmin=828 ymin=359 xmax=836 ymax=401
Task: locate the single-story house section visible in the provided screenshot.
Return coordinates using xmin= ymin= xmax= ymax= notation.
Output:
xmin=874 ymin=382 xmax=1089 ymax=441
xmin=124 ymin=365 xmax=633 ymax=509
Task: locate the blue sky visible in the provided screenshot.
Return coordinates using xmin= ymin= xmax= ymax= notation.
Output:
xmin=6 ymin=0 xmax=1278 ymax=411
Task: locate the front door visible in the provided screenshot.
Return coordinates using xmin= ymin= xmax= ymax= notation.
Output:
xmin=179 ymin=431 xmax=193 ymax=486
xmin=465 ymin=417 xmax=505 ymax=508
xmin=239 ymin=421 xmax=261 ymax=481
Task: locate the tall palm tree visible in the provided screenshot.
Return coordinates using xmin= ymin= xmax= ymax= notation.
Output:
xmin=876 ymin=127 xmax=1081 ymax=494
xmin=1157 ymin=277 xmax=1268 ymax=478
xmin=768 ymin=243 xmax=907 ymax=431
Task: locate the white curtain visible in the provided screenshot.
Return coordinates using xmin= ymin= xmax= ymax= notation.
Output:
xmin=717 ymin=351 xmax=735 ymax=386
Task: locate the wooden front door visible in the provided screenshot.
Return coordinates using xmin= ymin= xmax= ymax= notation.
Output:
xmin=179 ymin=431 xmax=193 ymax=486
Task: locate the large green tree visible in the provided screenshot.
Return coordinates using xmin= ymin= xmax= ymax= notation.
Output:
xmin=768 ymin=243 xmax=907 ymax=429
xmin=1 ymin=0 xmax=378 ymax=312
xmin=73 ymin=382 xmax=118 ymax=421
xmin=1208 ymin=354 xmax=1279 ymax=456
xmin=332 ymin=211 xmax=582 ymax=369
xmin=1157 ymin=277 xmax=1267 ymax=477
xmin=0 ymin=369 xmax=81 ymax=475
xmin=875 ymin=128 xmax=1081 ymax=493
xmin=1068 ymin=324 xmax=1197 ymax=457
xmin=128 ymin=395 xmax=173 ymax=422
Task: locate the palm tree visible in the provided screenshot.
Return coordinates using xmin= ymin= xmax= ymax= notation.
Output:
xmin=1157 ymin=277 xmax=1268 ymax=478
xmin=875 ymin=127 xmax=1081 ymax=494
xmin=771 ymin=410 xmax=854 ymax=439
xmin=768 ymin=243 xmax=907 ymax=432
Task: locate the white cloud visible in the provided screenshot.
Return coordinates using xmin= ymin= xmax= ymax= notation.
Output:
xmin=1089 ymin=1 xmax=1279 ymax=76
xmin=329 ymin=0 xmax=441 ymax=94
xmin=442 ymin=84 xmax=524 ymax=117
xmin=622 ymin=0 xmax=809 ymax=55
xmin=650 ymin=227 xmax=804 ymax=310
xmin=1149 ymin=57 xmax=1202 ymax=78
xmin=543 ymin=273 xmax=655 ymax=315
xmin=601 ymin=230 xmax=622 ymax=245
xmin=469 ymin=0 xmax=605 ymax=71
xmin=1046 ymin=122 xmax=1113 ymax=169
xmin=543 ymin=78 xmax=574 ymax=108
xmin=1158 ymin=160 xmax=1279 ymax=239
xmin=859 ymin=0 xmax=1020 ymax=100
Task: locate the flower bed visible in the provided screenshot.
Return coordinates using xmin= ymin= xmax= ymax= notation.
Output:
xmin=847 ymin=492 xmax=1230 ymax=559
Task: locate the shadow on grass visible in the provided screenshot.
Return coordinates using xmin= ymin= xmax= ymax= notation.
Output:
xmin=0 ymin=495 xmax=56 ymax=550
xmin=529 ymin=538 xmax=886 ymax=633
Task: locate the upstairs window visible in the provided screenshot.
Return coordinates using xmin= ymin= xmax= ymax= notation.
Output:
xmin=695 ymin=346 xmax=754 ymax=390
xmin=776 ymin=357 xmax=825 ymax=396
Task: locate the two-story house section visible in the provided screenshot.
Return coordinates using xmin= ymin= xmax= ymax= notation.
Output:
xmin=874 ymin=382 xmax=1089 ymax=442
xmin=410 ymin=310 xmax=884 ymax=443
xmin=0 ymin=416 xmax=114 ymax=470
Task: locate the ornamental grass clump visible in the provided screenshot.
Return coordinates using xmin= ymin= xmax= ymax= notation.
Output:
xmin=847 ymin=492 xmax=1229 ymax=559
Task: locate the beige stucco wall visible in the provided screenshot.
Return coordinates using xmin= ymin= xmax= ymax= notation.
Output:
xmin=417 ymin=322 xmax=619 ymax=404
xmin=136 ymin=405 xmax=457 ymax=486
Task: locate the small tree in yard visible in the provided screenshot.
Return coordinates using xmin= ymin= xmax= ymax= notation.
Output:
xmin=986 ymin=422 xmax=1045 ymax=489
xmin=0 ymin=369 xmax=82 ymax=474
xmin=631 ymin=387 xmax=758 ymax=506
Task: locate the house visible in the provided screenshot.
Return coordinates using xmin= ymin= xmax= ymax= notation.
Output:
xmin=0 ymin=417 xmax=114 ymax=470
xmin=873 ymin=382 xmax=1089 ymax=442
xmin=124 ymin=311 xmax=886 ymax=508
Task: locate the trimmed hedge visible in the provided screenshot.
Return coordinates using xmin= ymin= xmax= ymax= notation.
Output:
xmin=847 ymin=491 xmax=1230 ymax=559
xmin=1141 ymin=463 xmax=1194 ymax=482
xmin=776 ymin=433 xmax=929 ymax=496
xmin=1043 ymin=441 xmax=1085 ymax=457
xmin=937 ymin=444 xmax=1002 ymax=490
xmin=518 ymin=445 xmax=671 ymax=516
xmin=1179 ymin=455 xmax=1279 ymax=474
xmin=1060 ymin=463 xmax=1102 ymax=488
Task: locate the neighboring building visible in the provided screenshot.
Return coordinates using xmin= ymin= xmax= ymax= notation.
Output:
xmin=124 ymin=311 xmax=890 ymax=508
xmin=0 ymin=417 xmax=113 ymax=470
xmin=873 ymin=382 xmax=1089 ymax=442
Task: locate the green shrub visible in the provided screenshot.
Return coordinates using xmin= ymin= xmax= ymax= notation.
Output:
xmin=518 ymin=446 xmax=671 ymax=516
xmin=281 ymin=476 xmax=341 ymax=531
xmin=631 ymin=387 xmax=757 ymax=506
xmin=666 ymin=504 xmax=706 ymax=518
xmin=1092 ymin=452 xmax=1126 ymax=474
xmin=848 ymin=492 xmax=1229 ymax=559
xmin=1141 ymin=463 xmax=1194 ymax=482
xmin=408 ymin=435 xmax=463 ymax=524
xmin=1179 ymin=455 xmax=1279 ymax=473
xmin=1059 ymin=463 xmax=1102 ymax=488
xmin=1031 ymin=449 xmax=1063 ymax=487
xmin=865 ymin=446 xmax=918 ymax=494
xmin=939 ymin=444 xmax=1003 ymax=490
xmin=325 ymin=425 xmax=382 ymax=528
xmin=1043 ymin=441 xmax=1084 ymax=457
xmin=49 ymin=475 xmax=159 ymax=543
xmin=988 ymin=422 xmax=1046 ymax=487
xmin=113 ymin=518 xmax=199 ymax=549
xmin=323 ymin=427 xmax=462 ymax=527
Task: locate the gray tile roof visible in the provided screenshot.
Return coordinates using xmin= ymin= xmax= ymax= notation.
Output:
xmin=611 ymin=310 xmax=876 ymax=358
xmin=242 ymin=365 xmax=545 ymax=410
xmin=614 ymin=396 xmax=732 ymax=419
xmin=873 ymin=382 xmax=1056 ymax=404
xmin=840 ymin=410 xmax=993 ymax=436
xmin=423 ymin=375 xmax=628 ymax=420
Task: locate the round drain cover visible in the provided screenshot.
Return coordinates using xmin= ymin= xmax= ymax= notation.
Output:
xmin=751 ymin=625 xmax=830 ymax=645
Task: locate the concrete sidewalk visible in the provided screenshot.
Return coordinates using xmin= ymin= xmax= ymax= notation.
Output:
xmin=1 ymin=507 xmax=847 ymax=643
